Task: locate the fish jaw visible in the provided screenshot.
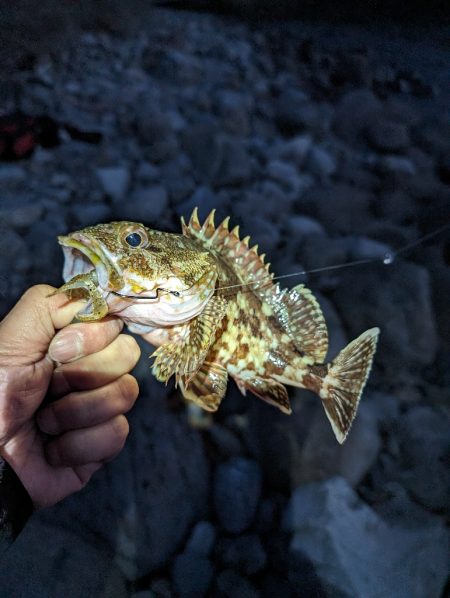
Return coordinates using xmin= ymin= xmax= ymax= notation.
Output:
xmin=58 ymin=233 xmax=123 ymax=292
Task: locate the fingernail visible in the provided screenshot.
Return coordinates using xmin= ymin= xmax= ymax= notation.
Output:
xmin=49 ymin=332 xmax=83 ymax=363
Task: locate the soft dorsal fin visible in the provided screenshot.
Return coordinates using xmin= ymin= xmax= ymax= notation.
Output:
xmin=270 ymin=284 xmax=329 ymax=363
xmin=181 ymin=208 xmax=275 ymax=295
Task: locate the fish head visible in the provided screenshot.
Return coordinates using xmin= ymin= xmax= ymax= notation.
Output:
xmin=58 ymin=221 xmax=218 ymax=325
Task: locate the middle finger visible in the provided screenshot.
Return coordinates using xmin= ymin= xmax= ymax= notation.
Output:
xmin=48 ymin=334 xmax=141 ymax=398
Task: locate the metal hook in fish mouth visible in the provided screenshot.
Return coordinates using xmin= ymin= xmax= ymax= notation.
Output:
xmin=110 ymin=288 xmax=181 ymax=300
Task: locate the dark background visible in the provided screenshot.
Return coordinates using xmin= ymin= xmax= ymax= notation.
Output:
xmin=0 ymin=2 xmax=449 ymax=596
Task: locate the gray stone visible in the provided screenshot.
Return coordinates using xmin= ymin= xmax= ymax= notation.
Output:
xmin=274 ymin=134 xmax=313 ymax=168
xmin=334 ymin=89 xmax=382 ymax=142
xmin=216 ymin=534 xmax=267 ymax=576
xmin=332 ymin=261 xmax=438 ymax=370
xmin=186 ymin=521 xmax=216 ymax=556
xmin=135 ymin=103 xmax=179 ymax=163
xmin=276 ymin=89 xmax=321 ymax=133
xmin=214 ymin=458 xmax=262 ymax=534
xmin=178 ymin=185 xmax=230 ymax=225
xmin=306 ymin=145 xmax=337 ymax=178
xmin=214 ymin=569 xmax=259 ymax=598
xmin=114 ymin=185 xmax=169 ymax=222
xmin=285 ymin=215 xmax=325 ymax=238
xmin=96 ymin=166 xmax=130 ymax=202
xmin=136 ymin=161 xmax=160 ymax=183
xmin=0 ymin=165 xmax=26 ymax=183
xmin=242 ymin=216 xmax=281 ymax=256
xmin=347 ymin=236 xmax=393 ymax=261
xmin=366 ymin=119 xmax=410 ymax=152
xmin=394 ymin=406 xmax=450 ymax=513
xmin=206 ymin=424 xmax=243 ymax=458
xmin=214 ymin=89 xmax=251 ymax=136
xmin=0 ymin=199 xmax=44 ymax=229
xmin=72 ymin=202 xmax=111 ymax=227
xmin=172 ymin=551 xmax=213 ymax=598
xmin=38 ymin=396 xmax=210 ymax=580
xmin=378 ymin=155 xmax=416 ymax=176
xmin=284 ymin=477 xmax=449 ymax=598
xmin=0 ymin=229 xmax=31 ymax=273
xmin=0 ymin=519 xmax=128 ymax=597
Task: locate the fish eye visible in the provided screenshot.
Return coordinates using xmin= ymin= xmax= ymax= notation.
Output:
xmin=125 ymin=232 xmax=143 ymax=247
xmin=122 ymin=229 xmax=148 ymax=249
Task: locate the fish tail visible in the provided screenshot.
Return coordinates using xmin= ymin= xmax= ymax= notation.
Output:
xmin=319 ymin=327 xmax=380 ymax=444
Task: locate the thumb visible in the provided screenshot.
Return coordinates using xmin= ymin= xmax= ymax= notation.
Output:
xmin=0 ymin=285 xmax=86 ymax=367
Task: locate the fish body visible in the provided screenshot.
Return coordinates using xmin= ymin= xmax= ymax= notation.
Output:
xmin=54 ymin=210 xmax=379 ymax=443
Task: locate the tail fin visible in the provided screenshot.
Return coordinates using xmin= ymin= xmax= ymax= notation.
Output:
xmin=320 ymin=328 xmax=380 ymax=444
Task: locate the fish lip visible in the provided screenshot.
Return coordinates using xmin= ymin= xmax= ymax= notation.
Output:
xmin=58 ymin=233 xmax=120 ymax=290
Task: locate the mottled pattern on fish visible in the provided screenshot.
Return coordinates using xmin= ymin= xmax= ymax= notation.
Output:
xmin=53 ymin=210 xmax=380 ymax=443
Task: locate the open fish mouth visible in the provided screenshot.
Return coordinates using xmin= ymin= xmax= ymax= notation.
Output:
xmin=58 ymin=233 xmax=117 ymax=290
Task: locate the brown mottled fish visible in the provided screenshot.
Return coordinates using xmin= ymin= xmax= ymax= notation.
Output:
xmin=52 ymin=209 xmax=379 ymax=443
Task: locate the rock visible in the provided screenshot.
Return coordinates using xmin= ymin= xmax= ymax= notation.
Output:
xmin=284 ymin=477 xmax=450 ymax=598
xmin=113 ymin=185 xmax=169 ymax=222
xmin=0 ymin=198 xmax=44 ymax=228
xmin=214 ymin=89 xmax=251 ymax=136
xmin=306 ymin=145 xmax=337 ymax=179
xmin=72 ymin=202 xmax=111 ymax=227
xmin=181 ymin=124 xmax=252 ymax=186
xmin=213 ymin=457 xmax=262 ymax=534
xmin=0 ymin=164 xmax=26 ymax=183
xmin=276 ymin=89 xmax=330 ymax=134
xmin=301 ymin=183 xmax=372 ymax=235
xmin=178 ymin=185 xmax=230 ymax=224
xmin=206 ymin=423 xmax=243 ymax=458
xmin=334 ymin=89 xmax=382 ymax=142
xmin=347 ymin=236 xmax=393 ymax=262
xmin=294 ymin=398 xmax=382 ymax=487
xmin=0 ymin=228 xmax=31 ymax=273
xmin=136 ymin=161 xmax=160 ymax=183
xmin=394 ymin=405 xmax=450 ymax=513
xmin=365 ymin=119 xmax=410 ymax=152
xmin=186 ymin=521 xmax=217 ymax=557
xmin=216 ymin=534 xmax=267 ymax=576
xmin=171 ymin=551 xmax=213 ymax=598
xmin=0 ymin=519 xmax=128 ymax=597
xmin=377 ymin=155 xmax=416 ymax=176
xmin=214 ymin=570 xmax=259 ymax=598
xmin=285 ymin=215 xmax=325 ymax=239
xmin=332 ymin=261 xmax=438 ymax=371
xmin=135 ymin=102 xmax=179 ymax=163
xmin=96 ymin=166 xmax=130 ymax=202
xmin=38 ymin=396 xmax=210 ymax=580
xmin=273 ymin=134 xmax=313 ymax=168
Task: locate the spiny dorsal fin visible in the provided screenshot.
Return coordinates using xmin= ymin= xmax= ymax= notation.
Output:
xmin=181 ymin=208 xmax=275 ymax=294
xmin=270 ymin=284 xmax=329 ymax=363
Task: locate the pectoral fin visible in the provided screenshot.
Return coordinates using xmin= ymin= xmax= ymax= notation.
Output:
xmin=152 ymin=296 xmax=228 ymax=382
xmin=238 ymin=376 xmax=292 ymax=414
xmin=178 ymin=361 xmax=228 ymax=411
xmin=272 ymin=284 xmax=328 ymax=363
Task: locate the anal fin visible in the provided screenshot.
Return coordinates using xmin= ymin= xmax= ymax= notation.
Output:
xmin=239 ymin=377 xmax=292 ymax=414
xmin=179 ymin=361 xmax=228 ymax=412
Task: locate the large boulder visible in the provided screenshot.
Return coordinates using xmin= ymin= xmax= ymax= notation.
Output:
xmin=284 ymin=477 xmax=449 ymax=598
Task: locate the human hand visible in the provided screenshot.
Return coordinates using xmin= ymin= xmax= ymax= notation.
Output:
xmin=0 ymin=285 xmax=140 ymax=508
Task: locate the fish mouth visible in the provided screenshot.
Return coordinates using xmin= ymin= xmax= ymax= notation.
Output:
xmin=58 ymin=233 xmax=119 ymax=291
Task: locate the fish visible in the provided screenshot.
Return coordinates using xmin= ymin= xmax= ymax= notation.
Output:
xmin=51 ymin=209 xmax=380 ymax=443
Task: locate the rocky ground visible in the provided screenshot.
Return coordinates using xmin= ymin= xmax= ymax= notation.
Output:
xmin=0 ymin=6 xmax=449 ymax=597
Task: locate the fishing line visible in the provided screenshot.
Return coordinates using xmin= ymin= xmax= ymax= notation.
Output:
xmin=211 ymin=221 xmax=450 ymax=295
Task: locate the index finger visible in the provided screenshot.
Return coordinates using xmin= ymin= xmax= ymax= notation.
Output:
xmin=48 ymin=317 xmax=124 ymax=364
